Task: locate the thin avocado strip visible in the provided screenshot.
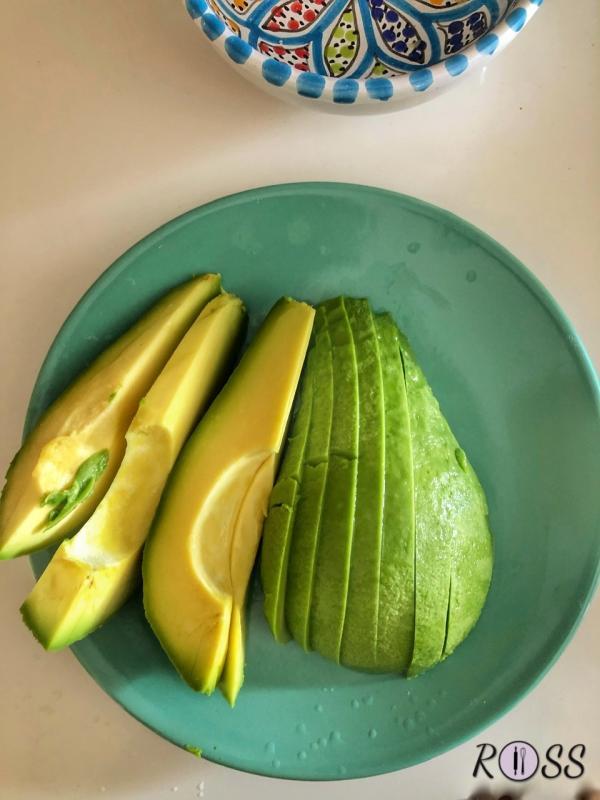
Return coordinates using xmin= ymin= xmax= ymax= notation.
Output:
xmin=400 ymin=333 xmax=458 ymax=677
xmin=310 ymin=297 xmax=359 ymax=663
xmin=261 ymin=361 xmax=314 ymax=643
xmin=443 ymin=453 xmax=493 ymax=657
xmin=285 ymin=309 xmax=333 ymax=650
xmin=373 ymin=313 xmax=415 ymax=672
xmin=339 ymin=300 xmax=385 ymax=670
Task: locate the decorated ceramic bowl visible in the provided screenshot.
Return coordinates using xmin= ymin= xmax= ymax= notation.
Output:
xmin=185 ymin=0 xmax=543 ymax=112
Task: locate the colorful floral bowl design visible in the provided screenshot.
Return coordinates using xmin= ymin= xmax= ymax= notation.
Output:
xmin=185 ymin=0 xmax=543 ymax=111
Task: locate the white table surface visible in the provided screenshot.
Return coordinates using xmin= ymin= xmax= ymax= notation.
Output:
xmin=2 ymin=2 xmax=599 ymax=798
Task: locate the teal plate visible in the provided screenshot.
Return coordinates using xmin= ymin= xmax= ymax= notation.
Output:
xmin=26 ymin=183 xmax=600 ymax=780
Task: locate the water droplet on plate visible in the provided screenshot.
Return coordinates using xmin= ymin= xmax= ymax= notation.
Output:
xmin=339 ymin=765 xmax=347 ymax=775
xmin=319 ymin=736 xmax=328 ymax=747
xmin=408 ymin=242 xmax=421 ymax=254
xmin=466 ymin=269 xmax=477 ymax=283
xmin=272 ymin=758 xmax=281 ymax=768
xmin=330 ymin=730 xmax=342 ymax=742
xmin=315 ymin=703 xmax=324 ymax=713
xmin=351 ymin=699 xmax=360 ymax=709
xmin=265 ymin=741 xmax=276 ymax=754
xmin=298 ymin=750 xmax=308 ymax=761
xmin=296 ymin=722 xmax=307 ymax=734
xmin=368 ymin=728 xmax=378 ymax=739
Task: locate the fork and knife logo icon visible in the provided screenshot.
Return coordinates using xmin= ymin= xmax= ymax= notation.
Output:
xmin=512 ymin=744 xmax=526 ymax=777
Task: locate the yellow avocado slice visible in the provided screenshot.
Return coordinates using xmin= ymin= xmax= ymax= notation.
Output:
xmin=0 ymin=275 xmax=221 ymax=559
xmin=142 ymin=298 xmax=314 ymax=702
xmin=20 ymin=293 xmax=247 ymax=649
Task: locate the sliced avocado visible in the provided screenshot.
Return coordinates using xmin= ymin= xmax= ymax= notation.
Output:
xmin=443 ymin=453 xmax=493 ymax=658
xmin=310 ymin=297 xmax=359 ymax=663
xmin=0 ymin=274 xmax=221 ymax=559
xmin=373 ymin=313 xmax=415 ymax=672
xmin=399 ymin=332 xmax=465 ymax=676
xmin=20 ymin=294 xmax=246 ymax=650
xmin=284 ymin=308 xmax=333 ymax=650
xmin=219 ymin=604 xmax=245 ymax=706
xmin=260 ymin=363 xmax=314 ymax=644
xmin=339 ymin=299 xmax=385 ymax=670
xmin=142 ymin=298 xmax=314 ymax=697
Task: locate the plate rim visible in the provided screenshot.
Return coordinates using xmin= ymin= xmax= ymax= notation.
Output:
xmin=23 ymin=182 xmax=600 ymax=780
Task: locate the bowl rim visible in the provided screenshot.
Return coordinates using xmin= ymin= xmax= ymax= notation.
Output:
xmin=184 ymin=0 xmax=544 ymax=105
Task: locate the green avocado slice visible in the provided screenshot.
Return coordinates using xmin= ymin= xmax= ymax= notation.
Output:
xmin=339 ymin=300 xmax=385 ymax=670
xmin=309 ymin=297 xmax=359 ymax=663
xmin=443 ymin=452 xmax=493 ymax=658
xmin=260 ymin=360 xmax=314 ymax=643
xmin=399 ymin=330 xmax=493 ymax=675
xmin=373 ymin=313 xmax=415 ymax=672
xmin=399 ymin=333 xmax=453 ymax=676
xmin=285 ymin=308 xmax=333 ymax=650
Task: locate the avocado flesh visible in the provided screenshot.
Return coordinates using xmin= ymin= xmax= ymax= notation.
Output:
xmin=442 ymin=454 xmax=492 ymax=657
xmin=0 ymin=275 xmax=221 ymax=559
xmin=399 ymin=332 xmax=493 ymax=676
xmin=339 ymin=300 xmax=385 ymax=670
xmin=308 ymin=298 xmax=360 ymax=662
xmin=220 ymin=605 xmax=245 ymax=706
xmin=284 ymin=309 xmax=333 ymax=650
xmin=220 ymin=454 xmax=276 ymax=705
xmin=260 ymin=366 xmax=314 ymax=644
xmin=20 ymin=294 xmax=246 ymax=650
xmin=371 ymin=313 xmax=415 ymax=671
xmin=142 ymin=298 xmax=314 ymax=697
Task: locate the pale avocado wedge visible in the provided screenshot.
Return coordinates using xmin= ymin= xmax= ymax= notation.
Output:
xmin=21 ymin=293 xmax=246 ymax=650
xmin=310 ymin=297 xmax=359 ymax=663
xmin=339 ymin=299 xmax=385 ymax=670
xmin=285 ymin=308 xmax=333 ymax=650
xmin=0 ymin=274 xmax=221 ymax=560
xmin=142 ymin=298 xmax=314 ymax=701
xmin=260 ymin=363 xmax=314 ymax=643
xmin=219 ymin=605 xmax=245 ymax=706
xmin=373 ymin=313 xmax=415 ymax=672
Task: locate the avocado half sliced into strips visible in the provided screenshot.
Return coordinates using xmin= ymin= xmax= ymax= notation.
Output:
xmin=0 ymin=274 xmax=221 ymax=560
xmin=21 ymin=293 xmax=246 ymax=650
xmin=142 ymin=297 xmax=314 ymax=704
